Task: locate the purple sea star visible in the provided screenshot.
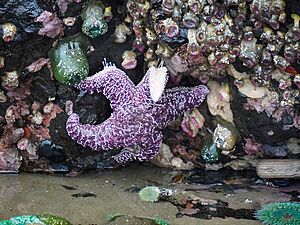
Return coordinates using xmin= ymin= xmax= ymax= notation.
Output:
xmin=66 ymin=60 xmax=209 ymax=164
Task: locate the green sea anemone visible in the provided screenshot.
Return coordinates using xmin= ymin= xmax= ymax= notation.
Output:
xmin=81 ymin=0 xmax=108 ymax=38
xmin=0 ymin=214 xmax=72 ymax=225
xmin=201 ymin=135 xmax=220 ymax=164
xmin=48 ymin=33 xmax=90 ymax=85
xmin=256 ymin=202 xmax=300 ymax=225
xmin=139 ymin=186 xmax=161 ymax=202
xmin=153 ymin=218 xmax=171 ymax=225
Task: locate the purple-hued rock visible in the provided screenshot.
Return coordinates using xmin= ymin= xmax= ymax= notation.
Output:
xmin=66 ymin=61 xmax=209 ymax=164
xmin=261 ymin=144 xmax=289 ymax=157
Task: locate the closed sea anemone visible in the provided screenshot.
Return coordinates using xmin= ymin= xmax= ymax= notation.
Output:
xmin=138 ymin=186 xmax=160 ymax=202
xmin=255 ymin=202 xmax=300 ymax=225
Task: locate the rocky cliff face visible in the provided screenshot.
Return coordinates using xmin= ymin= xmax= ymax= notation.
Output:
xmin=0 ymin=0 xmax=299 ymax=174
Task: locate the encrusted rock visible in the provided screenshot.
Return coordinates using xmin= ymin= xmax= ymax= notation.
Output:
xmin=151 ymin=143 xmax=173 ymax=168
xmin=207 ymin=81 xmax=233 ymax=123
xmin=237 ymin=79 xmax=266 ymax=99
xmin=171 ymin=157 xmax=194 ymax=170
xmin=286 ymin=138 xmax=300 ymax=155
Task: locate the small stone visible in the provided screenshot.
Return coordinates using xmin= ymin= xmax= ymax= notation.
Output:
xmin=1 ymin=71 xmax=19 ymax=91
xmin=31 ymin=112 xmax=43 ymax=125
xmin=171 ymin=157 xmax=194 ymax=170
xmin=43 ymin=102 xmax=54 ymax=114
xmin=65 ymin=100 xmax=73 ymax=116
xmin=63 ymin=17 xmax=76 ymax=26
xmin=224 ymin=159 xmax=252 ymax=170
xmin=238 ymin=79 xmax=266 ymax=98
xmin=151 ymin=143 xmax=173 ymax=168
xmin=26 ymin=141 xmax=38 ymax=160
xmin=0 ymin=91 xmax=7 ymax=103
xmin=213 ymin=123 xmax=238 ymax=151
xmin=17 ymin=138 xmax=29 ymax=150
xmin=13 ymin=128 xmax=24 ymax=143
xmin=286 ymin=138 xmax=300 ymax=155
xmin=261 ymin=144 xmax=288 ymax=157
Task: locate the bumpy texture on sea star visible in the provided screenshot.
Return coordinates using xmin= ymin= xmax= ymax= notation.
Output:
xmin=66 ymin=61 xmax=209 ymax=163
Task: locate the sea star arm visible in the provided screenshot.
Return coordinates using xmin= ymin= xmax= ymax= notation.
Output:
xmin=113 ymin=131 xmax=163 ymax=163
xmin=66 ymin=113 xmax=140 ymax=151
xmin=76 ymin=61 xmax=135 ymax=109
xmin=155 ymin=85 xmax=209 ymax=127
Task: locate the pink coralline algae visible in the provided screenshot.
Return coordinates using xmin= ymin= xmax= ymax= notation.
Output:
xmin=26 ymin=58 xmax=50 ymax=73
xmin=0 ymin=127 xmax=21 ymax=173
xmin=57 ymin=0 xmax=81 ymax=14
xmin=244 ymin=138 xmax=262 ymax=155
xmin=66 ymin=61 xmax=209 ymax=164
xmin=181 ymin=108 xmax=205 ymax=138
xmin=36 ymin=11 xmax=63 ymax=38
xmin=0 ymin=77 xmax=63 ymax=172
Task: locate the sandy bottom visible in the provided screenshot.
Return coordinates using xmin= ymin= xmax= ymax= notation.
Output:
xmin=1 ymin=164 xmax=294 ymax=225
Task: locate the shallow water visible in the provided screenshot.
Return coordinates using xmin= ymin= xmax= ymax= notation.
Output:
xmin=1 ymin=164 xmax=298 ymax=225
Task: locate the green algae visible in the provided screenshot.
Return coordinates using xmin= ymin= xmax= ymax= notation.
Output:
xmin=107 ymin=213 xmax=171 ymax=225
xmin=37 ymin=214 xmax=73 ymax=225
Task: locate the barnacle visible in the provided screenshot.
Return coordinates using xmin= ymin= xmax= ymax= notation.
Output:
xmin=121 ymin=50 xmax=137 ymax=70
xmin=1 ymin=23 xmax=17 ymax=42
xmin=114 ymin=22 xmax=132 ymax=44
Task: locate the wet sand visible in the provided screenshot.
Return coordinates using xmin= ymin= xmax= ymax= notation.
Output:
xmin=1 ymin=164 xmax=294 ymax=225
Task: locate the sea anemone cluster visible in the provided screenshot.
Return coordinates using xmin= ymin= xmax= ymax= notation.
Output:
xmin=122 ymin=0 xmax=299 ymax=130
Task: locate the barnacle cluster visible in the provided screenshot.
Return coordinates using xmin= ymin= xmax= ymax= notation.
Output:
xmin=122 ymin=0 xmax=299 ymax=129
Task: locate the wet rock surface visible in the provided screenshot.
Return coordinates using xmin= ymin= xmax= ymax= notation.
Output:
xmin=0 ymin=0 xmax=299 ymax=174
xmin=0 ymin=0 xmax=45 ymax=42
